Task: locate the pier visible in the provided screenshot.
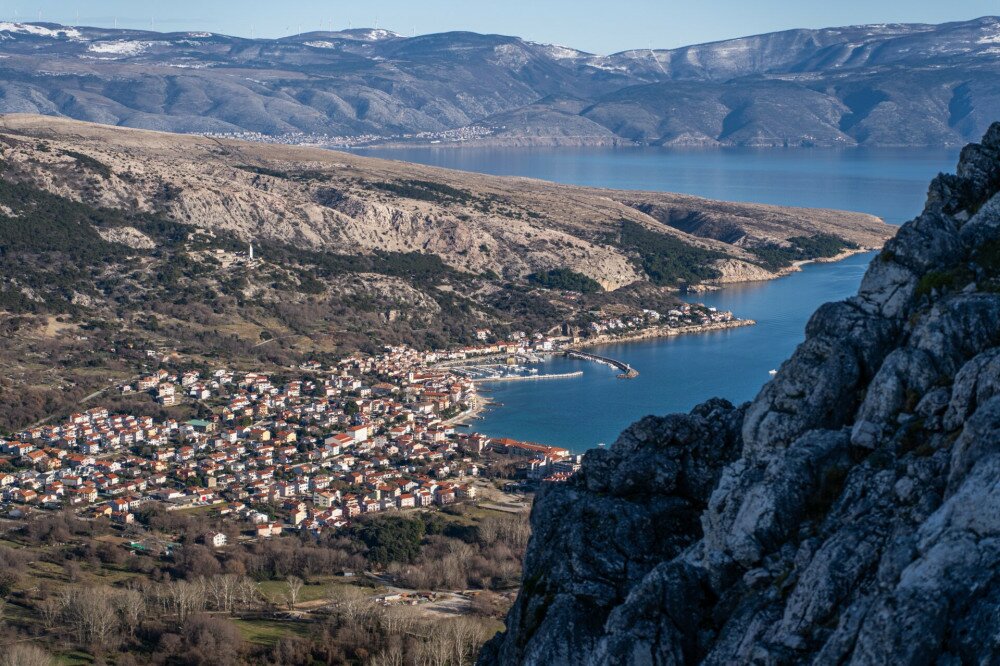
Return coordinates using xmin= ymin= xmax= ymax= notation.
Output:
xmin=565 ymin=351 xmax=639 ymax=379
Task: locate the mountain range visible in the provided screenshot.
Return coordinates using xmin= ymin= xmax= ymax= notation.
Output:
xmin=0 ymin=17 xmax=997 ymax=146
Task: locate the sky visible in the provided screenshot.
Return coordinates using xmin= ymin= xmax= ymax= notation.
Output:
xmin=8 ymin=0 xmax=999 ymax=53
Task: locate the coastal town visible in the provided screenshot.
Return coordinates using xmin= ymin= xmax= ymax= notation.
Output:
xmin=205 ymin=123 xmax=498 ymax=150
xmin=0 ymin=302 xmax=745 ymax=535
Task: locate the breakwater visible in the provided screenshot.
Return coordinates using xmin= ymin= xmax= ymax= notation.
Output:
xmin=565 ymin=351 xmax=639 ymax=379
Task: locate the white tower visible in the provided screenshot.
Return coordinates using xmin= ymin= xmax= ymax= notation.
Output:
xmin=249 ymin=242 xmax=255 ymax=261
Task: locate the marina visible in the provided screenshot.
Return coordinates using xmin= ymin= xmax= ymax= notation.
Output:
xmin=472 ymin=370 xmax=584 ymax=384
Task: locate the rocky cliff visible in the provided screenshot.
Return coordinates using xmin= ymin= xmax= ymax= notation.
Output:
xmin=481 ymin=123 xmax=1000 ymax=664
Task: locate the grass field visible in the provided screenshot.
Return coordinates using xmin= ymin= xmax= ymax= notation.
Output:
xmin=233 ymin=618 xmax=312 ymax=646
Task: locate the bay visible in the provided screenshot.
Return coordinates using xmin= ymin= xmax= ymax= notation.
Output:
xmin=355 ymin=145 xmax=960 ymax=452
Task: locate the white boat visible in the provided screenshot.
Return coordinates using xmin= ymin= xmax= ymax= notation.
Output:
xmin=768 ymin=369 xmax=778 ymax=376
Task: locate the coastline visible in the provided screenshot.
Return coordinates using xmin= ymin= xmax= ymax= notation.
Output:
xmin=688 ymin=246 xmax=880 ymax=293
xmin=566 ymin=318 xmax=756 ymax=350
xmin=472 ymin=371 xmax=585 ymax=384
xmin=786 ymin=246 xmax=880 ymax=271
xmin=444 ymin=395 xmax=493 ymax=426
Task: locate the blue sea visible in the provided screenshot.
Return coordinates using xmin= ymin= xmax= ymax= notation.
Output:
xmin=357 ymin=145 xmax=960 ymax=451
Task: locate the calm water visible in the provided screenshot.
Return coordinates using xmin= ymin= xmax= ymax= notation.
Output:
xmin=355 ymin=146 xmax=959 ymax=225
xmin=356 ymin=146 xmax=960 ymax=451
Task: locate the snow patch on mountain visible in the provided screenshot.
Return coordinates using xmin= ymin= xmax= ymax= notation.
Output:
xmin=531 ymin=43 xmax=588 ymax=60
xmin=0 ymin=22 xmax=81 ymax=40
xmin=492 ymin=43 xmax=530 ymax=69
xmin=87 ymin=41 xmax=155 ymax=57
xmin=355 ymin=29 xmax=399 ymax=42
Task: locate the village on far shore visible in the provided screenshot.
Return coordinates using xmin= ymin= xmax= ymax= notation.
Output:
xmin=0 ymin=301 xmax=746 ymax=539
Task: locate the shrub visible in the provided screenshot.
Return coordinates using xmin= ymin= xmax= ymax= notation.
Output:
xmin=527 ymin=268 xmax=602 ymax=293
xmin=619 ymin=220 xmax=723 ymax=285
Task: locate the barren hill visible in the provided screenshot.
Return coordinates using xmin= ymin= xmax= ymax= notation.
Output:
xmin=0 ymin=115 xmax=891 ymax=431
xmin=0 ymin=114 xmax=890 ymax=289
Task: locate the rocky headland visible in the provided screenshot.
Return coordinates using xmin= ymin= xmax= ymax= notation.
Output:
xmin=481 ymin=123 xmax=1000 ymax=664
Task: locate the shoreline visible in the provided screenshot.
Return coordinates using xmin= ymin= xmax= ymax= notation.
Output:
xmin=444 ymin=396 xmax=493 ymax=426
xmin=565 ymin=318 xmax=756 ymax=351
xmin=689 ymin=247 xmax=880 ymax=292
xmin=348 ymin=138 xmax=962 ymax=151
xmin=472 ymin=371 xmax=584 ymax=384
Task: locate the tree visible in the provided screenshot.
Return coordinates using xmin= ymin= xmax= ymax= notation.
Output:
xmin=61 ymin=586 xmax=121 ymax=651
xmin=0 ymin=644 xmax=55 ymax=666
xmin=173 ymin=615 xmax=246 ymax=666
xmin=348 ymin=515 xmax=426 ymax=567
xmin=115 ymin=588 xmax=146 ymax=638
xmin=326 ymin=585 xmax=372 ymax=626
xmin=285 ymin=575 xmax=304 ymax=609
xmin=36 ymin=594 xmax=64 ymax=631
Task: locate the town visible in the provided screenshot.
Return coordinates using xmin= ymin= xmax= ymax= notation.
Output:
xmin=203 ymin=123 xmax=498 ymax=150
xmin=0 ymin=302 xmax=742 ymax=538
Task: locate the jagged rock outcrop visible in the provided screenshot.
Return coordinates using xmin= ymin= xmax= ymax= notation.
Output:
xmin=481 ymin=123 xmax=1000 ymax=665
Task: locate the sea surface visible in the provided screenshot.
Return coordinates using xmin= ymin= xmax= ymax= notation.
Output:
xmin=356 ymin=145 xmax=960 ymax=451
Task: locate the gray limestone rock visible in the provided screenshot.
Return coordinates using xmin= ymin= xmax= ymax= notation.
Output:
xmin=481 ymin=124 xmax=1000 ymax=666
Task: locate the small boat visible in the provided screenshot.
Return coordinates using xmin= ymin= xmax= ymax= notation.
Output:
xmin=768 ymin=369 xmax=778 ymax=376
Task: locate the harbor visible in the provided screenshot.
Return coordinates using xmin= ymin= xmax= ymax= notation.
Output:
xmin=564 ymin=351 xmax=639 ymax=379
xmin=472 ymin=370 xmax=584 ymax=384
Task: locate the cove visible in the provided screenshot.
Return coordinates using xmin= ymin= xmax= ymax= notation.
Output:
xmin=354 ymin=145 xmax=960 ymax=451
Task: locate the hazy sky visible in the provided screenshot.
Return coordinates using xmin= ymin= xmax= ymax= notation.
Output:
xmin=11 ymin=0 xmax=1000 ymax=53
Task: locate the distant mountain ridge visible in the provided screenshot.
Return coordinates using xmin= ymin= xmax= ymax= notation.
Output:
xmin=0 ymin=17 xmax=996 ymax=146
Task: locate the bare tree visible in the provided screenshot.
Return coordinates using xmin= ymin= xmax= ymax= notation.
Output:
xmin=369 ymin=644 xmax=404 ymax=666
xmin=166 ymin=579 xmax=206 ymax=622
xmin=36 ymin=594 xmax=65 ymax=631
xmin=61 ymin=586 xmax=121 ymax=651
xmin=285 ymin=575 xmax=304 ymax=609
xmin=446 ymin=617 xmax=494 ymax=666
xmin=0 ymin=644 xmax=55 ymax=666
xmin=236 ymin=575 xmax=262 ymax=611
xmin=327 ymin=585 xmax=373 ymax=625
xmin=208 ymin=574 xmax=243 ymax=614
xmin=115 ymin=588 xmax=146 ymax=638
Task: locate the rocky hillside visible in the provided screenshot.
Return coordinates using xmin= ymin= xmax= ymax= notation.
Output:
xmin=481 ymin=124 xmax=1000 ymax=664
xmin=0 ymin=18 xmax=996 ymax=146
xmin=0 ymin=115 xmax=889 ymax=290
xmin=0 ymin=115 xmax=887 ymax=432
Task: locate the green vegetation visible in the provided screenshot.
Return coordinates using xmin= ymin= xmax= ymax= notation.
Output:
xmin=235 ymin=165 xmax=326 ymax=182
xmin=369 ymin=179 xmax=517 ymax=215
xmin=619 ymin=220 xmax=724 ymax=285
xmin=527 ymin=268 xmax=602 ymax=293
xmin=346 ymin=515 xmax=426 ymax=567
xmin=0 ymin=178 xmax=135 ymax=313
xmin=916 ymin=270 xmax=962 ymax=298
xmin=60 ymin=150 xmax=112 ymax=178
xmin=975 ymin=238 xmax=1000 ymax=289
xmin=750 ymin=234 xmax=859 ymax=272
xmin=372 ymin=179 xmax=475 ymax=205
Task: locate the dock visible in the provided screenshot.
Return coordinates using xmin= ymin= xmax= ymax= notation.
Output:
xmin=565 ymin=350 xmax=639 ymax=379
